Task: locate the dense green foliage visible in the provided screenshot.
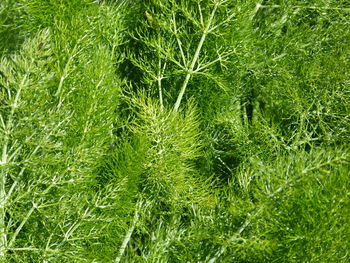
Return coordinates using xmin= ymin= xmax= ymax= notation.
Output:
xmin=1 ymin=0 xmax=349 ymax=262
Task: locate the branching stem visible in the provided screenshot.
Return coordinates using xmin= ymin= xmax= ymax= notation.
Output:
xmin=173 ymin=4 xmax=218 ymax=111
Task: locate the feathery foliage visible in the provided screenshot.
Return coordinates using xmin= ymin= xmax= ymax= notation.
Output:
xmin=1 ymin=0 xmax=349 ymax=262
xmin=0 ymin=1 xmax=126 ymax=261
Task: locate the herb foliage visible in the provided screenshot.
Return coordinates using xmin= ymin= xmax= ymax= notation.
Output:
xmin=0 ymin=0 xmax=349 ymax=262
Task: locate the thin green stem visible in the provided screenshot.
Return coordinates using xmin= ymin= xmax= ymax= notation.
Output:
xmin=55 ymin=35 xmax=87 ymax=102
xmin=115 ymin=201 xmax=142 ymax=263
xmin=157 ymin=59 xmax=164 ymax=110
xmin=55 ymin=44 xmax=79 ymax=99
xmin=173 ymin=4 xmax=218 ymax=111
xmin=8 ymin=204 xmax=36 ymax=247
xmin=172 ymin=12 xmax=187 ymax=67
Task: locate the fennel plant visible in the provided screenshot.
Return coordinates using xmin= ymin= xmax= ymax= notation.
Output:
xmin=0 ymin=0 xmax=349 ymax=262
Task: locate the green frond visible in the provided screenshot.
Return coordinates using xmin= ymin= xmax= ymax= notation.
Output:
xmin=1 ymin=0 xmax=349 ymax=262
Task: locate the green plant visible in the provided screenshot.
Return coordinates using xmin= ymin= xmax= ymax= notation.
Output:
xmin=122 ymin=0 xmax=236 ymax=110
xmin=1 ymin=0 xmax=349 ymax=262
xmin=0 ymin=1 xmax=128 ymax=261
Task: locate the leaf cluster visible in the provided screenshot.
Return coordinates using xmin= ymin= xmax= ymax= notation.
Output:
xmin=1 ymin=0 xmax=349 ymax=262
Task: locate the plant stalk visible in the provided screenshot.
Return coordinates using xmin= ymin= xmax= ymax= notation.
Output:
xmin=115 ymin=201 xmax=142 ymax=263
xmin=158 ymin=59 xmax=164 ymax=110
xmin=173 ymin=4 xmax=218 ymax=111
